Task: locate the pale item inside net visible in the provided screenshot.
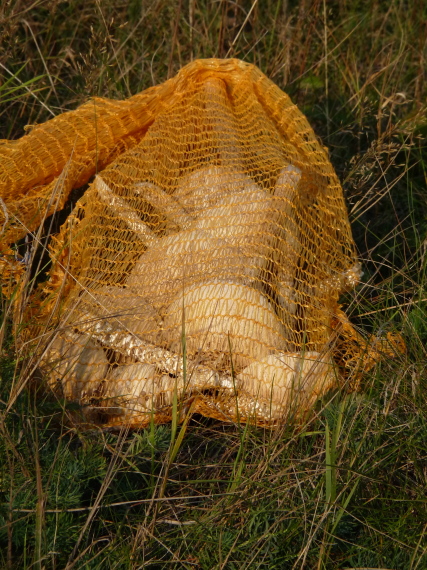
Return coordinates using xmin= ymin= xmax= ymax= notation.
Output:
xmin=0 ymin=59 xmax=364 ymax=427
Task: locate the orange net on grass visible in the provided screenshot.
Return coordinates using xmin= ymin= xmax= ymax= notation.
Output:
xmin=1 ymin=58 xmax=380 ymax=427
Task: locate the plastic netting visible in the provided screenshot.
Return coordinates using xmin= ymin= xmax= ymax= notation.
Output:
xmin=1 ymin=59 xmax=370 ymax=427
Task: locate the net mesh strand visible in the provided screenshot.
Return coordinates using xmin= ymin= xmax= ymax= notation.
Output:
xmin=1 ymin=59 xmax=367 ymax=427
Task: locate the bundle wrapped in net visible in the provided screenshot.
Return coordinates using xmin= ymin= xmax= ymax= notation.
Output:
xmin=1 ymin=59 xmax=371 ymax=427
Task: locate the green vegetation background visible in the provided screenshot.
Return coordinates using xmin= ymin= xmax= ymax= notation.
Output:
xmin=1 ymin=0 xmax=426 ymax=568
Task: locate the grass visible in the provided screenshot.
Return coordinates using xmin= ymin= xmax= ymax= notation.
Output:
xmin=1 ymin=0 xmax=427 ymax=568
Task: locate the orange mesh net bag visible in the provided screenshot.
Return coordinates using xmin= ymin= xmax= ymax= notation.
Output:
xmin=1 ymin=59 xmax=368 ymax=427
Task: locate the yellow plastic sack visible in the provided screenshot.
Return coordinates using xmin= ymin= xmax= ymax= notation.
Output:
xmin=1 ymin=59 xmax=366 ymax=427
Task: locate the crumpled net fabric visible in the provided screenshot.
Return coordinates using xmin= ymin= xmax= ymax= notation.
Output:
xmin=1 ymin=58 xmax=373 ymax=427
